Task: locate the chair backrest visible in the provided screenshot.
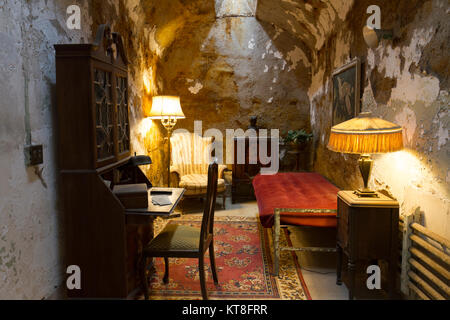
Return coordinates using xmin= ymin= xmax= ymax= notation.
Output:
xmin=199 ymin=161 xmax=218 ymax=251
xmin=170 ymin=132 xmax=213 ymax=177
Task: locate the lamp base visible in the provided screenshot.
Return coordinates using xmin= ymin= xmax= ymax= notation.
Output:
xmin=356 ymin=154 xmax=378 ymax=198
xmin=354 ymin=189 xmax=379 ymax=198
xmin=162 ymin=120 xmax=176 ymax=188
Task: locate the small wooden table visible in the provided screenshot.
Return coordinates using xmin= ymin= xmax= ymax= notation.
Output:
xmin=336 ymin=191 xmax=399 ymax=300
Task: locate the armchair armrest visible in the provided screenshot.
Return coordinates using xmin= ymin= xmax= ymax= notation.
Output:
xmin=218 ymin=164 xmax=228 ymax=179
xmin=170 ymin=165 xmax=181 ymax=187
xmin=170 ymin=165 xmax=181 ymax=176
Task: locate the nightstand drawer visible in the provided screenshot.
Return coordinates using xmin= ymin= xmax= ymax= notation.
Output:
xmin=352 ymin=207 xmax=395 ymax=259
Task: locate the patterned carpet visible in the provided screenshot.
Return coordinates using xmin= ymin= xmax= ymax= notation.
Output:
xmin=140 ymin=215 xmax=311 ymax=300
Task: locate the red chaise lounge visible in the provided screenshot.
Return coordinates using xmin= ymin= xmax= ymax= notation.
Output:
xmin=252 ymin=172 xmax=339 ymax=276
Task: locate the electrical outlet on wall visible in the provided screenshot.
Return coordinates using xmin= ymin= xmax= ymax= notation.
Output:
xmin=24 ymin=145 xmax=43 ymax=166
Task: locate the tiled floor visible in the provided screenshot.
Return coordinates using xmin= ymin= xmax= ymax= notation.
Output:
xmin=177 ymin=198 xmax=348 ymax=300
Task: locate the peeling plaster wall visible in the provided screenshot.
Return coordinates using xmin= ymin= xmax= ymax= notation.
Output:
xmin=365 ymin=0 xmax=449 ymax=236
xmin=258 ymin=0 xmax=449 ymax=237
xmin=114 ymin=0 xmax=217 ymax=186
xmin=0 ymin=0 xmax=172 ymax=299
xmin=266 ymin=0 xmax=450 ymax=237
xmin=159 ymin=0 xmax=312 ymax=168
xmin=0 ymin=0 xmax=94 ymax=299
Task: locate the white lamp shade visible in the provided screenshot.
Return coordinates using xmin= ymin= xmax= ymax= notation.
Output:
xmin=148 ymin=96 xmax=185 ymax=119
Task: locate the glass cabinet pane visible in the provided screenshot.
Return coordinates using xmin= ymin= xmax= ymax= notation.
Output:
xmin=94 ymin=69 xmax=114 ymax=161
xmin=116 ymin=76 xmax=130 ymax=154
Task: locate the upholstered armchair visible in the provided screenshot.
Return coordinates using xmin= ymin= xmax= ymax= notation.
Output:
xmin=170 ymin=132 xmax=228 ymax=208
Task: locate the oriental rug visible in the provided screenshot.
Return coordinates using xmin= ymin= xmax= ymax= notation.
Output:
xmin=140 ymin=215 xmax=311 ymax=300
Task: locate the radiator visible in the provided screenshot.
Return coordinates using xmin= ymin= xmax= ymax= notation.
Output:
xmin=400 ymin=213 xmax=450 ymax=300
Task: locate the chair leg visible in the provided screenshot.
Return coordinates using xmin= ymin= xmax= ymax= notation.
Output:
xmin=222 ymin=194 xmax=226 ymax=209
xmin=141 ymin=255 xmax=149 ymax=300
xmin=199 ymin=256 xmax=208 ymax=300
xmin=163 ymin=257 xmax=169 ymax=284
xmin=209 ymin=242 xmax=219 ymax=285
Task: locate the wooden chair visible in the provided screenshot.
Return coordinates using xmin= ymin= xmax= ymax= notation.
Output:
xmin=141 ymin=161 xmax=219 ymax=300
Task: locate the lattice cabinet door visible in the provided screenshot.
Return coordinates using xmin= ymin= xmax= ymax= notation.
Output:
xmin=55 ymin=24 xmax=130 ymax=170
xmin=115 ymin=74 xmax=130 ymax=159
xmin=94 ymin=68 xmax=116 ymax=165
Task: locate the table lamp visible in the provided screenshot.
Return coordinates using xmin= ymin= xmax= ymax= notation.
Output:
xmin=148 ymin=95 xmax=185 ymax=187
xmin=327 ymin=112 xmax=403 ymax=197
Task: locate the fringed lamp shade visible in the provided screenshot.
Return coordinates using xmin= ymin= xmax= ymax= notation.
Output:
xmin=327 ymin=112 xmax=403 ymax=154
xmin=327 ymin=112 xmax=403 ymax=197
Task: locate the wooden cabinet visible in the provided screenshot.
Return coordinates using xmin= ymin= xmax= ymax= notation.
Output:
xmin=336 ymin=191 xmax=399 ymax=299
xmin=55 ymin=24 xmax=130 ymax=170
xmin=232 ymin=136 xmax=272 ymax=203
xmin=55 ymin=25 xmax=150 ymax=298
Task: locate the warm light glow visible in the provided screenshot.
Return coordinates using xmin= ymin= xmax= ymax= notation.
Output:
xmin=148 ymin=96 xmax=185 ymax=119
xmin=372 ymin=149 xmax=448 ymax=203
xmin=138 ymin=117 xmax=154 ymax=137
xmin=377 ymin=150 xmax=421 ymax=179
xmin=143 ymin=68 xmax=155 ymax=94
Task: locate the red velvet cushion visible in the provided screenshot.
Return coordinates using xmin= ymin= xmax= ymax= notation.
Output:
xmin=252 ymin=172 xmax=339 ymax=228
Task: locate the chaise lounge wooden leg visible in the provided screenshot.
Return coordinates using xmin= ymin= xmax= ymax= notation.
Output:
xmin=163 ymin=257 xmax=169 ymax=284
xmin=199 ymin=256 xmax=208 ymax=300
xmin=273 ymin=209 xmax=280 ymax=277
xmin=209 ymin=242 xmax=219 ymax=285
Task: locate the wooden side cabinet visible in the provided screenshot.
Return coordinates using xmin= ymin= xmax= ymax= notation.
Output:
xmin=336 ymin=191 xmax=399 ymax=300
xmin=232 ymin=136 xmax=272 ymax=203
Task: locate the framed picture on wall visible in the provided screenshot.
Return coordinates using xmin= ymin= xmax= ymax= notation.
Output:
xmin=331 ymin=57 xmax=361 ymax=125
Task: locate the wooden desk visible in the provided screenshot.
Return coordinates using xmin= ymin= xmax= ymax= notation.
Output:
xmin=123 ymin=187 xmax=184 ymax=297
xmin=126 ymin=187 xmax=185 ymax=224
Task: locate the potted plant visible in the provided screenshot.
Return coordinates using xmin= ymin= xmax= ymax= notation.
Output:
xmin=283 ymin=129 xmax=313 ymax=151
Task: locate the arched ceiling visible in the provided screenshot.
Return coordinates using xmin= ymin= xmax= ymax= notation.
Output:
xmin=256 ymin=0 xmax=355 ymax=64
xmin=138 ymin=0 xmax=355 ymax=68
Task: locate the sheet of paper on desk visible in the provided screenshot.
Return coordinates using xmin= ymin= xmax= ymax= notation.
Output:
xmin=151 ymin=195 xmax=172 ymax=206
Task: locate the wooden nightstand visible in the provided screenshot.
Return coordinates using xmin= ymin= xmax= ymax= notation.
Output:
xmin=336 ymin=191 xmax=399 ymax=300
